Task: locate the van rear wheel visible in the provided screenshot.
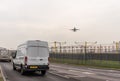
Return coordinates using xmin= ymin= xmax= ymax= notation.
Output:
xmin=41 ymin=70 xmax=46 ymax=76
xmin=20 ymin=66 xmax=26 ymax=75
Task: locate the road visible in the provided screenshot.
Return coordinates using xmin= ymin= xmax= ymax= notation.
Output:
xmin=0 ymin=62 xmax=120 ymax=81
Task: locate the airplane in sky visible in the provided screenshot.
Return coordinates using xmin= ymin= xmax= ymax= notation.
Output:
xmin=70 ymin=27 xmax=79 ymax=32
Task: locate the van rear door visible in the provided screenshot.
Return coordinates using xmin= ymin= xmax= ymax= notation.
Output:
xmin=27 ymin=46 xmax=49 ymax=65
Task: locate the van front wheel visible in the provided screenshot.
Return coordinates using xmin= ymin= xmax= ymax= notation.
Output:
xmin=41 ymin=70 xmax=46 ymax=76
xmin=13 ymin=63 xmax=16 ymax=70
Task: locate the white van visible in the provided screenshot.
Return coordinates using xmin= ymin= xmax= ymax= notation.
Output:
xmin=12 ymin=40 xmax=49 ymax=75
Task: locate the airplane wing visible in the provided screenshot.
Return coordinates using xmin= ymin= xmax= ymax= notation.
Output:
xmin=75 ymin=29 xmax=79 ymax=30
xmin=70 ymin=29 xmax=74 ymax=30
xmin=69 ymin=27 xmax=79 ymax=32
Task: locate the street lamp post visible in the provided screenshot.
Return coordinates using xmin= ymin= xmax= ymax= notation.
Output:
xmin=75 ymin=41 xmax=97 ymax=54
xmin=53 ymin=41 xmax=66 ymax=53
xmin=113 ymin=41 xmax=120 ymax=53
xmin=84 ymin=41 xmax=87 ymax=64
xmin=99 ymin=44 xmax=102 ymax=53
xmin=74 ymin=41 xmax=97 ymax=64
xmin=53 ymin=41 xmax=57 ymax=53
xmin=84 ymin=41 xmax=87 ymax=54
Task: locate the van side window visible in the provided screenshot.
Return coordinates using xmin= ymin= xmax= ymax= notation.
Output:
xmin=21 ymin=47 xmax=26 ymax=55
xmin=16 ymin=49 xmax=22 ymax=57
xmin=16 ymin=47 xmax=26 ymax=57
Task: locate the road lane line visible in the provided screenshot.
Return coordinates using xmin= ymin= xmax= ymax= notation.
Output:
xmin=68 ymin=70 xmax=79 ymax=73
xmin=82 ymin=72 xmax=94 ymax=75
xmin=48 ymin=71 xmax=70 ymax=79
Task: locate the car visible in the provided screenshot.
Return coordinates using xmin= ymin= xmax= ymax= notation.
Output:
xmin=0 ymin=49 xmax=11 ymax=62
xmin=12 ymin=40 xmax=49 ymax=75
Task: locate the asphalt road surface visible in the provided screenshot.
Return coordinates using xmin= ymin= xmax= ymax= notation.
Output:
xmin=0 ymin=62 xmax=120 ymax=81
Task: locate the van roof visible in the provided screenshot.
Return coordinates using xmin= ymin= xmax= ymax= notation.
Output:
xmin=18 ymin=40 xmax=48 ymax=47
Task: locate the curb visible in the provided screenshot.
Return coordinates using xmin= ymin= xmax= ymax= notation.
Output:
xmin=0 ymin=66 xmax=6 ymax=81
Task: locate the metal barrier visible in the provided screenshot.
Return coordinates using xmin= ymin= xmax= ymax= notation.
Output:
xmin=50 ymin=53 xmax=120 ymax=61
xmin=50 ymin=53 xmax=120 ymax=68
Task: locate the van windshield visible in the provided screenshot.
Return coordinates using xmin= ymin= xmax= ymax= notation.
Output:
xmin=28 ymin=46 xmax=49 ymax=57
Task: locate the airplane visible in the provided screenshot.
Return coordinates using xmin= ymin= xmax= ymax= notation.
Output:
xmin=70 ymin=27 xmax=79 ymax=32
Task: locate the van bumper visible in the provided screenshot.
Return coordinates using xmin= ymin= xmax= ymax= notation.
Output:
xmin=23 ymin=65 xmax=49 ymax=71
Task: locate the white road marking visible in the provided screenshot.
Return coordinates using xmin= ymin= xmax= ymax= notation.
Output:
xmin=68 ymin=70 xmax=79 ymax=72
xmin=82 ymin=72 xmax=94 ymax=74
xmin=48 ymin=71 xmax=70 ymax=79
xmin=68 ymin=70 xmax=94 ymax=75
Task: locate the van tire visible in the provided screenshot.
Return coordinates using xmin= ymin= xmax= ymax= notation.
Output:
xmin=41 ymin=70 xmax=46 ymax=76
xmin=20 ymin=65 xmax=25 ymax=75
xmin=13 ymin=63 xmax=16 ymax=70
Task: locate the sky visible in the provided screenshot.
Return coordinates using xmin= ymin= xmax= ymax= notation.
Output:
xmin=0 ymin=0 xmax=120 ymax=49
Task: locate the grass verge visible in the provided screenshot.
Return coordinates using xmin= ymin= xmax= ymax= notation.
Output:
xmin=0 ymin=78 xmax=3 ymax=81
xmin=0 ymin=67 xmax=4 ymax=81
xmin=50 ymin=58 xmax=120 ymax=69
xmin=0 ymin=71 xmax=4 ymax=81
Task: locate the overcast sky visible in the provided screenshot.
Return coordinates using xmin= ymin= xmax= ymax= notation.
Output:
xmin=0 ymin=0 xmax=120 ymax=49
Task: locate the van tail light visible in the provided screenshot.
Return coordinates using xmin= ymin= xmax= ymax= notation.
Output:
xmin=24 ymin=56 xmax=28 ymax=65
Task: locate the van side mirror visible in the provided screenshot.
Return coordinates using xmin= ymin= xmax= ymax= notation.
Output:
xmin=12 ymin=51 xmax=17 ymax=59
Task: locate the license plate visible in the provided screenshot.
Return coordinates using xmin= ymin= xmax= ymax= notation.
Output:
xmin=30 ymin=66 xmax=38 ymax=69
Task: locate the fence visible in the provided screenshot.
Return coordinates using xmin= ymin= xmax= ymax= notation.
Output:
xmin=49 ymin=42 xmax=120 ymax=68
xmin=50 ymin=53 xmax=120 ymax=61
xmin=50 ymin=53 xmax=120 ymax=68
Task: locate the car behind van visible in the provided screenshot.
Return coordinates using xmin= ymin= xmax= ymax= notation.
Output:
xmin=12 ymin=40 xmax=49 ymax=75
xmin=0 ymin=49 xmax=11 ymax=62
